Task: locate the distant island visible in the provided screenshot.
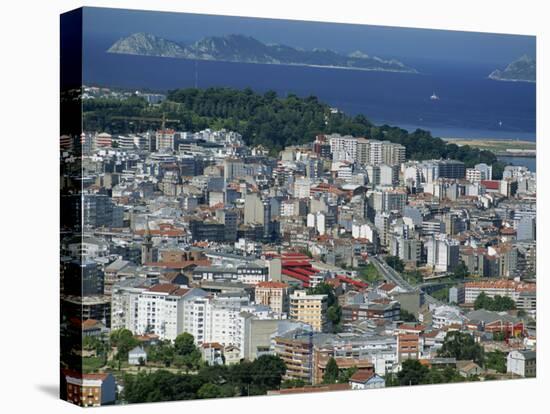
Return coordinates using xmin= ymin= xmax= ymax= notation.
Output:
xmin=107 ymin=33 xmax=418 ymax=73
xmin=488 ymin=55 xmax=535 ymax=83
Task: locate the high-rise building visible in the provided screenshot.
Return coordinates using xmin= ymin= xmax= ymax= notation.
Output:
xmin=155 ymin=129 xmax=177 ymax=152
xmin=426 ymin=235 xmax=460 ymax=272
xmin=289 ymin=291 xmax=328 ymax=332
xmin=356 ymin=139 xmax=405 ymax=166
xmin=313 ymin=134 xmax=332 ymax=159
xmin=329 ymin=134 xmax=357 ymax=162
xmin=379 ymin=164 xmax=400 ymax=186
xmin=517 ymin=215 xmax=536 ymax=241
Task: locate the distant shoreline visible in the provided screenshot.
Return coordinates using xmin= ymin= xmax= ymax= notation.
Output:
xmin=106 ymin=51 xmax=419 ymax=74
xmin=442 ymin=137 xmax=536 ymax=156
xmin=488 ymin=75 xmax=536 ymax=83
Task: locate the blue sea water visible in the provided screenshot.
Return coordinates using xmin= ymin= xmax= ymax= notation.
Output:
xmin=498 ymin=156 xmax=536 ymax=172
xmin=83 ymin=39 xmax=536 ymax=142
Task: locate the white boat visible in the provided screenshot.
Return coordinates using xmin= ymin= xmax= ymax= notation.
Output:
xmin=430 ymin=92 xmax=439 ymax=100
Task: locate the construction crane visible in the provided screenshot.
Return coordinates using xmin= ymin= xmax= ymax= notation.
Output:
xmin=109 ymin=113 xmax=181 ymax=131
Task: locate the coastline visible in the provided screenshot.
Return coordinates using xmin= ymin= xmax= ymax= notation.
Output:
xmin=106 ymin=51 xmax=418 ymax=74
xmin=442 ymin=137 xmax=536 ymax=157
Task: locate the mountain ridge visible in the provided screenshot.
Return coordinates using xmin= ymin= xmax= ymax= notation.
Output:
xmin=107 ymin=33 xmax=417 ymax=73
xmin=489 ymin=55 xmax=535 ymax=83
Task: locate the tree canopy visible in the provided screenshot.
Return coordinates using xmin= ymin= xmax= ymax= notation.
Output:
xmin=396 ymin=359 xmax=429 ymax=386
xmin=323 ymin=357 xmax=339 ymax=384
xmin=485 ymin=350 xmax=507 ymax=373
xmin=474 ymin=292 xmax=516 ymax=311
xmin=109 ymin=329 xmax=139 ymax=360
xmin=122 ymin=354 xmax=287 ymax=403
xmin=385 ymin=256 xmax=405 ymax=273
xmin=438 ymin=331 xmax=484 ymax=366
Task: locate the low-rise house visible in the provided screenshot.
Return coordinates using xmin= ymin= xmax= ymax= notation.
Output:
xmin=201 ymin=342 xmax=224 ymax=365
xmin=82 ymin=319 xmax=108 ymax=337
xmin=349 ymin=371 xmax=386 ymax=390
xmin=128 ymin=346 xmax=147 ymax=365
xmin=456 ymin=360 xmax=483 ymax=378
xmin=507 ymin=349 xmax=536 ymax=377
xmin=224 ymin=345 xmax=241 ymax=365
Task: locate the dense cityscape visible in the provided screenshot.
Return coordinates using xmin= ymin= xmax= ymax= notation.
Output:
xmin=60 ymin=86 xmax=536 ymax=406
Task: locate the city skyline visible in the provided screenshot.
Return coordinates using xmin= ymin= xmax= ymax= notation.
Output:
xmin=60 ymin=6 xmax=536 ymax=407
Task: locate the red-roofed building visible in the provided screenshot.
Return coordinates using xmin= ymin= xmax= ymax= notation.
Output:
xmin=255 ymin=281 xmax=290 ymax=314
xmin=349 ymin=371 xmax=386 ymax=390
xmin=201 ymin=342 xmax=225 ymax=365
xmin=397 ymin=333 xmax=420 ymax=362
xmin=280 ymin=253 xmax=320 ymax=288
xmin=481 ymin=180 xmax=500 ymax=191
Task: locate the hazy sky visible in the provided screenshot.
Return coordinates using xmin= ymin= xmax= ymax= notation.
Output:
xmin=81 ymin=7 xmax=535 ymax=66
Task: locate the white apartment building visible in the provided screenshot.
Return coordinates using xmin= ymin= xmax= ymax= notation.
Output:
xmin=380 ymin=164 xmax=400 ymax=186
xmin=183 ymin=294 xmax=281 ymax=358
xmin=307 ymin=211 xmax=327 ymax=235
xmin=183 ymin=296 xmax=212 ymax=346
xmin=352 ymin=221 xmax=377 ymax=243
xmin=112 ymin=282 xmax=210 ymax=341
xmin=356 ymin=139 xmax=405 ymax=166
xmin=466 ymin=168 xmax=482 ymax=183
xmin=466 ymin=164 xmax=492 ymax=183
xmin=209 ymin=308 xmax=254 ymax=358
xmin=426 ymin=234 xmax=460 ymax=273
xmin=111 ymin=282 xmax=146 ymax=332
xmin=135 ymin=284 xmax=189 ymax=340
xmin=329 ymin=134 xmax=357 ymax=162
xmin=475 ymin=163 xmax=493 ymax=180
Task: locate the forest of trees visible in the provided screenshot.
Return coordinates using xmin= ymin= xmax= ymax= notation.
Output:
xmin=83 ymin=87 xmax=505 ymax=177
xmin=474 ymin=292 xmax=517 ymax=311
xmin=122 ymin=354 xmax=287 ymax=403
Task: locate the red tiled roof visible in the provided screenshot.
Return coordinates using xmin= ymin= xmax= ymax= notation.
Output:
xmin=282 ymin=269 xmax=310 ymax=287
xmin=336 ymin=275 xmax=368 ymax=289
xmin=350 ymin=371 xmax=375 ymax=383
xmin=201 ymin=342 xmax=223 ymax=349
xmin=378 ymin=282 xmax=397 ymax=292
xmin=481 ymin=180 xmax=500 ymax=190
xmin=146 ymin=283 xmax=180 ymax=294
xmin=82 ymin=319 xmax=100 ymax=329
